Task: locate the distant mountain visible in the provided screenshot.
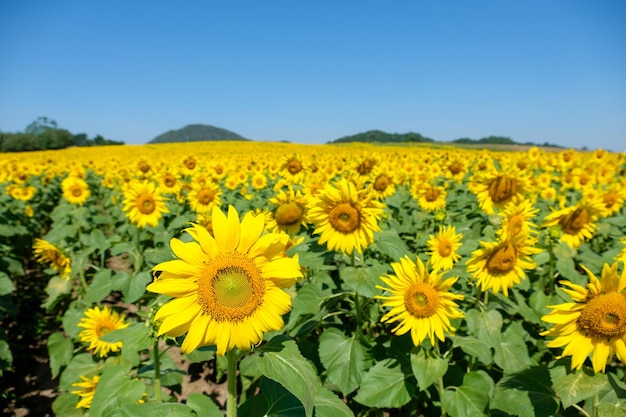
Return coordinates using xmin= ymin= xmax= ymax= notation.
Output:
xmin=149 ymin=124 xmax=248 ymax=144
xmin=329 ymin=130 xmax=435 ymax=144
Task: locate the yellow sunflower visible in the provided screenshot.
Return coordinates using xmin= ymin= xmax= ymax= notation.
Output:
xmin=542 ymin=199 xmax=605 ymax=249
xmin=541 ymin=262 xmax=626 ymax=373
xmin=376 ymin=255 xmax=464 ymax=346
xmin=474 ymin=171 xmax=531 ymax=215
xmin=426 ymin=225 xmax=463 ymax=272
xmin=414 ymin=184 xmax=447 ymax=212
xmin=61 ymin=176 xmax=90 ymax=206
xmin=72 ymin=374 xmax=100 ymax=409
xmin=187 ymin=182 xmax=222 ymax=214
xmin=77 ymin=305 xmax=129 ymax=357
xmin=496 ymin=198 xmax=539 ymax=243
xmin=266 ymin=187 xmax=310 ymax=235
xmin=7 ymin=184 xmax=37 ymax=201
xmin=122 ymin=181 xmax=169 ymax=228
xmin=466 ymin=238 xmax=541 ymax=297
xmin=308 ymin=178 xmax=385 ymax=255
xmin=148 ymin=205 xmax=302 ymax=355
xmin=33 ymin=238 xmax=72 ymax=279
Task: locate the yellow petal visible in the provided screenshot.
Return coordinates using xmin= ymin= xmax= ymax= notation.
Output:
xmin=238 ymin=211 xmax=264 ymax=254
xmin=147 ymin=279 xmax=197 ymax=297
xmin=212 ymin=205 xmax=240 ymax=253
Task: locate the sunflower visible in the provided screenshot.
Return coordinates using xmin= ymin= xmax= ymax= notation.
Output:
xmin=250 ymin=172 xmax=268 ymax=190
xmin=122 ymin=181 xmax=169 ymax=228
xmin=414 ymin=184 xmax=447 ymax=212
xmin=541 ymin=263 xmax=626 ymax=372
xmin=147 ymin=205 xmax=302 ymax=355
xmin=187 ymin=182 xmax=223 ymax=214
xmin=77 ymin=305 xmax=129 ymax=357
xmin=266 ymin=187 xmax=310 ymax=235
xmin=72 ymin=374 xmax=100 ymax=409
xmin=61 ymin=176 xmax=90 ymax=206
xmin=33 ymin=238 xmax=72 ymax=279
xmin=496 ymin=198 xmax=539 ymax=243
xmin=376 ymin=255 xmax=464 ymax=346
xmin=542 ymin=199 xmax=605 ymax=249
xmin=426 ymin=225 xmax=463 ymax=272
xmin=157 ymin=169 xmax=183 ymax=196
xmin=466 ymin=238 xmax=541 ymax=297
xmin=474 ymin=171 xmax=531 ymax=215
xmin=308 ymin=178 xmax=385 ymax=255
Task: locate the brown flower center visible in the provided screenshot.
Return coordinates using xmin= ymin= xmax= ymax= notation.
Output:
xmin=577 ymin=293 xmax=626 ymax=338
xmin=425 ymin=187 xmax=440 ymax=202
xmin=138 ymin=161 xmax=150 ymax=173
xmin=438 ymin=240 xmax=452 ymax=257
xmin=507 ymin=215 xmax=524 ymax=238
xmin=71 ymin=185 xmax=83 ymax=197
xmin=329 ymin=203 xmax=361 ymax=234
xmin=184 ymin=158 xmax=197 ymax=170
xmin=486 ymin=243 xmax=517 ymax=275
xmin=405 ymin=282 xmax=439 ymax=318
xmin=559 ymin=207 xmax=589 ymax=235
xmin=164 ymin=175 xmax=177 ymax=187
xmin=287 ymin=159 xmax=302 ymax=175
xmin=448 ymin=162 xmax=463 ymax=175
xmin=357 ymin=160 xmax=375 ymax=175
xmin=198 ymin=189 xmax=215 ymax=205
xmin=488 ymin=176 xmax=517 ymax=204
xmin=137 ymin=195 xmax=156 ymax=214
xmin=373 ymin=175 xmax=390 ymax=192
xmin=274 ymin=202 xmax=303 ymax=227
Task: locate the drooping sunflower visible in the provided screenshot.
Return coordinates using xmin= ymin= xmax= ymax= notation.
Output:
xmin=466 ymin=238 xmax=541 ymax=297
xmin=542 ymin=199 xmax=605 ymax=249
xmin=474 ymin=171 xmax=531 ymax=215
xmin=541 ymin=262 xmax=626 ymax=373
xmin=308 ymin=178 xmax=385 ymax=255
xmin=122 ymin=181 xmax=169 ymax=228
xmin=33 ymin=238 xmax=72 ymax=279
xmin=376 ymin=255 xmax=464 ymax=346
xmin=147 ymin=205 xmax=302 ymax=355
xmin=61 ymin=176 xmax=90 ymax=206
xmin=72 ymin=374 xmax=100 ymax=409
xmin=187 ymin=182 xmax=223 ymax=214
xmin=77 ymin=305 xmax=129 ymax=357
xmin=426 ymin=225 xmax=463 ymax=272
xmin=266 ymin=187 xmax=310 ymax=235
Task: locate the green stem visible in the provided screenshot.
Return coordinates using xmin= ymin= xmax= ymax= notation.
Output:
xmin=79 ymin=272 xmax=89 ymax=293
xmin=227 ymin=349 xmax=238 ymax=417
xmin=547 ymin=240 xmax=556 ymax=296
xmin=434 ymin=345 xmax=447 ymax=417
xmin=153 ymin=338 xmax=162 ymax=402
xmin=133 ymin=226 xmax=143 ymax=272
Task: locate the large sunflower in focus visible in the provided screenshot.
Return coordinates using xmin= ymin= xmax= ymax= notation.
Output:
xmin=77 ymin=305 xmax=129 ymax=357
xmin=122 ymin=181 xmax=169 ymax=228
xmin=308 ymin=178 xmax=385 ymax=255
xmin=376 ymin=255 xmax=464 ymax=346
xmin=541 ymin=263 xmax=626 ymax=373
xmin=466 ymin=238 xmax=541 ymax=297
xmin=148 ymin=205 xmax=302 ymax=355
xmin=33 ymin=238 xmax=72 ymax=279
xmin=542 ymin=199 xmax=605 ymax=249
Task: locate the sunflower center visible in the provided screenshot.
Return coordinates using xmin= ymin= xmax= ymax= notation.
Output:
xmin=559 ymin=207 xmax=589 ymax=235
xmin=287 ymin=160 xmax=302 ymax=175
xmin=95 ymin=322 xmax=116 ymax=338
xmin=603 ymin=192 xmax=618 ymax=208
xmin=488 ymin=176 xmax=517 ymax=204
xmin=137 ymin=195 xmax=156 ymax=214
xmin=373 ymin=175 xmax=390 ymax=192
xmin=138 ymin=161 xmax=150 ymax=173
xmin=164 ymin=175 xmax=177 ymax=187
xmin=71 ymin=186 xmax=83 ymax=197
xmin=438 ymin=240 xmax=452 ymax=257
xmin=448 ymin=162 xmax=463 ymax=175
xmin=275 ymin=202 xmax=303 ymax=226
xmin=486 ymin=243 xmax=517 ymax=275
xmin=197 ymin=252 xmax=265 ymax=322
xmin=329 ymin=203 xmax=361 ymax=234
xmin=577 ymin=293 xmax=626 ymax=338
xmin=357 ymin=160 xmax=375 ymax=175
xmin=425 ymin=187 xmax=440 ymax=202
xmin=198 ymin=189 xmax=215 ymax=205
xmin=405 ymin=282 xmax=439 ymax=318
xmin=185 ymin=158 xmax=197 ymax=170
xmin=508 ymin=215 xmax=524 ymax=237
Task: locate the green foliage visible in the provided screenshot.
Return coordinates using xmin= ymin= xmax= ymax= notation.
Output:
xmin=149 ymin=124 xmax=248 ymax=144
xmin=330 ymin=129 xmax=435 ymax=144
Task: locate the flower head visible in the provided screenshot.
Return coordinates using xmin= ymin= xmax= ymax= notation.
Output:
xmin=72 ymin=374 xmax=100 ymax=409
xmin=122 ymin=181 xmax=169 ymax=228
xmin=426 ymin=225 xmax=463 ymax=272
xmin=77 ymin=305 xmax=129 ymax=357
xmin=33 ymin=238 xmax=72 ymax=279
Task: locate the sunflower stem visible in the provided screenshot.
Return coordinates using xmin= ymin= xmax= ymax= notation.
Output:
xmin=227 ymin=349 xmax=238 ymax=417
xmin=153 ymin=338 xmax=162 ymax=402
xmin=79 ymin=271 xmax=89 ymax=293
xmin=547 ymin=239 xmax=556 ymax=296
xmin=133 ymin=225 xmax=143 ymax=272
xmin=435 ymin=345 xmax=447 ymax=417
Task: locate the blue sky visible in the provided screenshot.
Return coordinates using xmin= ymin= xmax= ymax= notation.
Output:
xmin=1 ymin=1 xmax=625 ymax=150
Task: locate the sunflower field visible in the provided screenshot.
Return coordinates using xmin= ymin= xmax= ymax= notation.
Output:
xmin=1 ymin=142 xmax=626 ymax=417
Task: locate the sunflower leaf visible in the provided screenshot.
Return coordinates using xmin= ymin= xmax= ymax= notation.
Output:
xmin=103 ymin=402 xmax=197 ymax=417
xmin=371 ymin=228 xmax=411 ymax=262
xmin=410 ymin=349 xmax=448 ymax=391
xmin=441 ymin=370 xmax=494 ymax=417
xmin=42 ymin=276 xmax=72 ymax=310
xmin=493 ymin=322 xmax=532 ymax=374
xmin=339 ymin=263 xmax=388 ymax=298
xmin=239 ymin=377 xmax=305 ymax=417
xmin=550 ymin=365 xmax=608 ymax=409
xmin=491 ymin=366 xmax=558 ymax=417
xmin=352 ymin=358 xmax=414 ymax=408
xmin=47 ymin=332 xmax=74 ymax=379
xmin=90 ymin=364 xmax=147 ymax=417
xmin=313 ymin=382 xmax=355 ymax=417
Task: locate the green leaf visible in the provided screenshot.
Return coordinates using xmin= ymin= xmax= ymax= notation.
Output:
xmin=0 ymin=272 xmax=14 ymax=295
xmin=371 ymin=228 xmax=411 ymax=261
xmin=42 ymin=276 xmax=72 ymax=310
xmin=550 ymin=366 xmax=608 ymax=409
xmin=99 ymin=323 xmax=153 ymax=368
xmin=466 ymin=309 xmax=502 ymax=348
xmin=63 ymin=306 xmax=85 ymax=338
xmin=0 ymin=339 xmax=13 ymax=372
xmin=318 ymin=328 xmax=372 ymax=395
xmin=493 ymin=322 xmax=532 ymax=374
xmin=59 ymin=353 xmax=99 ymax=391
xmin=410 ymin=349 xmax=448 ymax=391
xmin=83 ymin=269 xmax=113 ymax=304
xmin=353 ymin=358 xmax=413 ymax=408
xmin=90 ymin=364 xmax=146 ymax=417
xmin=453 ymin=336 xmax=493 ymax=365
xmin=185 ymin=392 xmax=224 ymax=417
xmin=441 ymin=371 xmax=494 ymax=417
xmin=47 ymin=332 xmax=74 ymax=379
xmin=51 ymin=393 xmax=82 ymax=417
xmin=556 ymin=257 xmax=582 ymax=284
xmin=313 ymin=383 xmax=354 ymax=417
xmin=289 ymin=282 xmax=329 ymax=320
xmin=103 ymin=402 xmax=197 ymax=417
xmin=596 ymin=402 xmax=626 ymax=417
xmin=44 ymin=224 xmax=78 ymax=241
xmin=240 ymin=377 xmax=305 ymax=417
xmin=258 ymin=339 xmax=317 ymax=417
xmin=339 ymin=263 xmax=388 ymax=298
xmin=120 ymin=271 xmax=152 ymax=303
xmin=492 ymin=366 xmax=558 ymax=417
xmin=111 ymin=242 xmax=136 ymax=257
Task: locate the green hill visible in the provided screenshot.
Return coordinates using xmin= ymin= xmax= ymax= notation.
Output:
xmin=329 ymin=130 xmax=435 ymax=144
xmin=149 ymin=124 xmax=248 ymax=144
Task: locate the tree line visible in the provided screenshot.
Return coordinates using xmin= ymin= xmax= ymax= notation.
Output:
xmin=0 ymin=117 xmax=124 ymax=153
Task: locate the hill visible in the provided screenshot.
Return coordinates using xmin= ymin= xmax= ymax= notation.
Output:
xmin=330 ymin=130 xmax=435 ymax=144
xmin=149 ymin=124 xmax=248 ymax=144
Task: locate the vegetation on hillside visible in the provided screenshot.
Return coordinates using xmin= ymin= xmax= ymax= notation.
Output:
xmin=330 ymin=130 xmax=435 ymax=144
xmin=453 ymin=135 xmax=562 ymax=148
xmin=0 ymin=117 xmax=123 ymax=153
xmin=149 ymin=124 xmax=248 ymax=144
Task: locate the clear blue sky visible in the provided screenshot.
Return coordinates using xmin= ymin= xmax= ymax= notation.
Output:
xmin=1 ymin=1 xmax=625 ymax=150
